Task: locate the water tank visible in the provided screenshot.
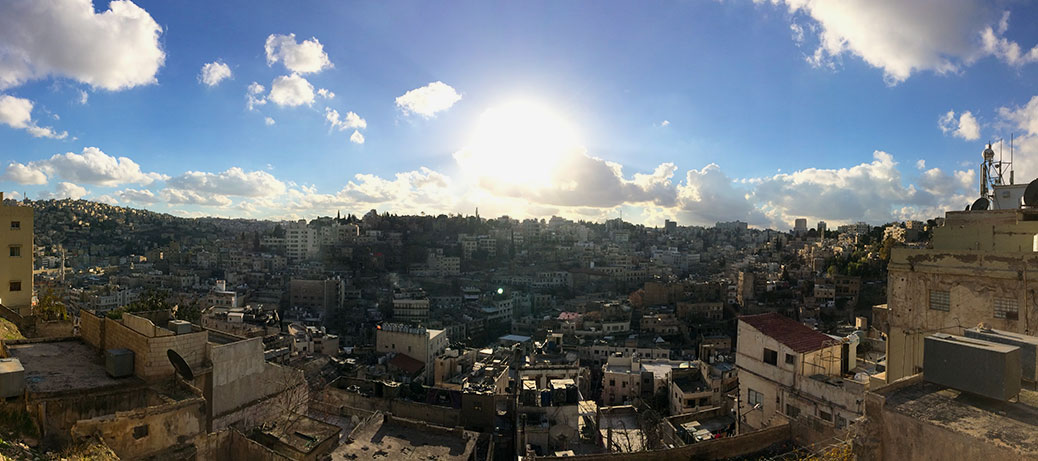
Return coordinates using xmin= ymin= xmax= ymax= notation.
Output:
xmin=0 ymin=358 xmax=25 ymax=398
xmin=167 ymin=320 xmax=192 ymax=335
xmin=105 ymin=349 xmax=134 ymax=378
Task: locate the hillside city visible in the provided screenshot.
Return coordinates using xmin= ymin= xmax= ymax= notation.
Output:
xmin=4 ymin=165 xmax=1038 ymax=460
xmin=3 ymin=2 xmax=1038 ymax=460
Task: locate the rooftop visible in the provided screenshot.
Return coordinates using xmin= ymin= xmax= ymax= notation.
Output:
xmin=335 ymin=414 xmax=477 ymax=460
xmin=740 ymin=313 xmax=833 ymax=353
xmin=6 ymin=339 xmax=142 ymax=394
xmin=880 ymin=378 xmax=1038 ymax=456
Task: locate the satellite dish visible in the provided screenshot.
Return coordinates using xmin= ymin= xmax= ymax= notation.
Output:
xmin=167 ymin=349 xmax=194 ymax=381
xmin=1024 ymin=179 xmax=1038 ymax=206
xmin=971 ymin=197 xmax=990 ymax=211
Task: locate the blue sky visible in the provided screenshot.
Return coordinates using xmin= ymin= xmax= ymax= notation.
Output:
xmin=2 ymin=0 xmax=1038 ymax=228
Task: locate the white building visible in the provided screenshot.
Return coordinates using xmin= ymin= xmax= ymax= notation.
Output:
xmin=736 ymin=313 xmax=866 ymax=434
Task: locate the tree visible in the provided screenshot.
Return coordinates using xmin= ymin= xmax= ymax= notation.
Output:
xmin=35 ymin=287 xmax=68 ymax=321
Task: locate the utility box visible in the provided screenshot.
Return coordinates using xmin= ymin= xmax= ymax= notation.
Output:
xmin=105 ymin=349 xmax=134 ymax=378
xmin=0 ymin=358 xmax=25 ymax=398
xmin=964 ymin=327 xmax=1038 ymax=383
xmin=924 ymin=333 xmax=1021 ymax=401
xmin=167 ymin=320 xmax=192 ymax=335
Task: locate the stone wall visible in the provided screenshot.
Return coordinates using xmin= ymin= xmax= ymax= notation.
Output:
xmin=317 ymin=385 xmax=461 ymax=428
xmin=28 ymin=384 xmax=159 ymax=443
xmin=80 ymin=310 xmax=102 ymax=350
xmin=70 ymin=396 xmax=206 ymax=459
xmin=101 ymin=316 xmax=207 ymax=381
xmin=533 ymin=423 xmax=792 ymax=461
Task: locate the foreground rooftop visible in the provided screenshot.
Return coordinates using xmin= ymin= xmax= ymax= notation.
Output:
xmin=6 ymin=339 xmax=141 ymax=394
xmin=879 ymin=378 xmax=1038 ymax=456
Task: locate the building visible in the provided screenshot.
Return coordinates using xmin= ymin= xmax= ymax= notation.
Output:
xmin=736 ymin=313 xmax=866 ymax=434
xmin=289 ymin=278 xmax=344 ymax=318
xmin=878 ymin=203 xmax=1038 ymax=383
xmin=284 ymin=219 xmax=318 ymax=261
xmin=392 ymin=289 xmax=430 ymax=324
xmin=793 ymin=218 xmax=808 ymax=235
xmin=0 ymin=193 xmax=33 ymax=314
xmin=375 ymin=323 xmax=448 ymax=378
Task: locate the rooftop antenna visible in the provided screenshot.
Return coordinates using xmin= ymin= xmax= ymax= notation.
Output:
xmin=1011 ymin=133 xmax=1015 ymax=185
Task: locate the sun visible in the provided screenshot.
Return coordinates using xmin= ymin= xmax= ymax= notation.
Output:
xmin=457 ymin=99 xmax=582 ymax=187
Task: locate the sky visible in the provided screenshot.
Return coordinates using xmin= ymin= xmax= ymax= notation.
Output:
xmin=2 ymin=0 xmax=1038 ymax=229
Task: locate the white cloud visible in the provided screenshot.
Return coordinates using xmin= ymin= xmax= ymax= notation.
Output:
xmin=395 ymin=81 xmax=462 ymax=117
xmin=350 ymin=130 xmax=365 ymax=144
xmin=264 ymin=117 xmax=275 ymax=126
xmin=938 ymin=110 xmax=981 ymax=141
xmin=997 ymin=95 xmax=1038 ymax=181
xmin=268 ymin=74 xmax=315 ymax=107
xmin=264 ymin=33 xmax=332 ymax=74
xmin=199 ymin=61 xmax=232 ymax=87
xmin=167 ymin=167 xmax=287 ymax=198
xmin=0 ymin=94 xmax=67 ymax=139
xmin=246 ymin=82 xmax=267 ymax=110
xmin=980 ymin=12 xmax=1038 ymax=67
xmin=325 ymin=107 xmax=367 ymax=131
xmin=1 ymin=162 xmax=47 ymax=185
xmin=659 ymin=120 xmax=671 ymax=127
xmin=916 ymin=159 xmax=926 ymax=170
xmin=0 ymin=0 xmax=165 ymax=91
xmin=161 ymin=188 xmax=233 ymax=207
xmin=77 ymin=90 xmax=88 ymax=105
xmin=117 ymin=188 xmax=157 ymax=203
xmin=43 ymin=147 xmax=166 ymax=186
xmin=771 ymin=1 xmax=1037 ymax=84
xmin=317 ymin=88 xmax=335 ymax=99
xmin=42 ymin=182 xmax=88 ymax=200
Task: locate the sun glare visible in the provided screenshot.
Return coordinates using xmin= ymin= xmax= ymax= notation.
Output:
xmin=459 ymin=99 xmax=582 ymax=187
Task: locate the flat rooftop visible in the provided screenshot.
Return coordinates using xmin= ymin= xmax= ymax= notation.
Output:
xmin=881 ymin=380 xmax=1038 ymax=456
xmin=7 ymin=339 xmax=142 ymax=393
xmin=336 ymin=414 xmax=477 ymax=460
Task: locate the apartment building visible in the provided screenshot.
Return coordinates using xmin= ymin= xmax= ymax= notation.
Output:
xmin=0 ymin=193 xmax=33 ymax=313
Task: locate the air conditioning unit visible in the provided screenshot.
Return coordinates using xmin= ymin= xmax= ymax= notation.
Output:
xmin=924 ymin=334 xmax=1020 ymax=401
xmin=964 ymin=327 xmax=1038 ymax=383
xmin=0 ymin=358 xmax=25 ymax=398
xmin=105 ymin=349 xmax=134 ymax=378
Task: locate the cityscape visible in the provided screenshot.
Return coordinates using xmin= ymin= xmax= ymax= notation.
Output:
xmin=2 ymin=1 xmax=1038 ymax=460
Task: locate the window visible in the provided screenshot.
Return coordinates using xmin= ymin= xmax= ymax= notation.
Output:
xmin=8 ymin=281 xmax=20 ymax=292
xmin=785 ymin=353 xmax=795 ymax=365
xmin=929 ymin=290 xmax=950 ymax=311
xmin=994 ymin=297 xmax=1019 ymax=320
xmin=819 ymin=410 xmax=833 ymax=422
xmin=133 ymin=424 xmax=149 ymax=439
xmin=621 ymin=382 xmax=626 ymax=388
xmin=763 ymin=348 xmax=778 ymax=365
xmin=836 ymin=415 xmax=847 ymax=429
xmin=786 ymin=404 xmax=800 ymax=419
xmin=748 ymin=389 xmax=763 ymax=407
xmin=9 ymin=221 xmax=19 ymax=230
xmin=8 ymin=246 xmax=19 ymax=257
xmin=609 ymin=379 xmax=615 ymax=386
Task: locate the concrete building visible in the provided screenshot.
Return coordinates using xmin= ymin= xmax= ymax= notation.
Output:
xmin=392 ymin=289 xmax=430 ymax=324
xmin=289 ymin=277 xmax=344 ymax=318
xmin=0 ymin=193 xmax=33 ymax=314
xmin=736 ymin=313 xmax=866 ymax=433
xmin=878 ymin=205 xmax=1038 ymax=383
xmin=375 ymin=323 xmax=448 ymax=376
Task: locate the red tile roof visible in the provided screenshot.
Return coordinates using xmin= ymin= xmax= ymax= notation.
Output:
xmin=739 ymin=313 xmax=834 ymax=353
